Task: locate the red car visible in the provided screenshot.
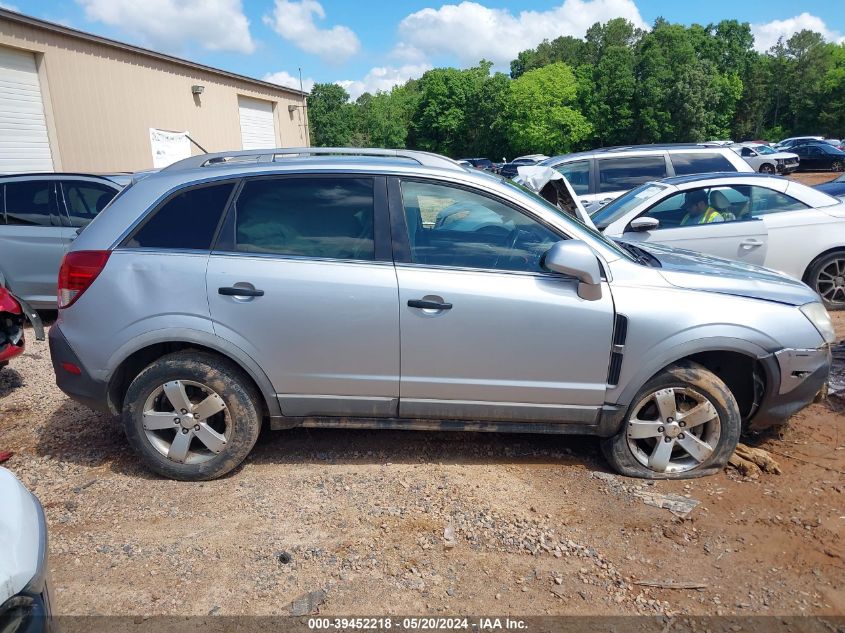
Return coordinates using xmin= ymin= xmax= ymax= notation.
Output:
xmin=0 ymin=288 xmax=44 ymax=367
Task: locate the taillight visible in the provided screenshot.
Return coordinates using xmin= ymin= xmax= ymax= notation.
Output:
xmin=58 ymin=250 xmax=111 ymax=309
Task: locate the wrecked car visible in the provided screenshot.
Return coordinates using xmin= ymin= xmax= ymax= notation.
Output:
xmin=50 ymin=147 xmax=832 ymax=482
xmin=0 ymin=288 xmax=43 ymax=369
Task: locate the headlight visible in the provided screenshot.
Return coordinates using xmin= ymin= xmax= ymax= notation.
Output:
xmin=800 ymin=302 xmax=836 ymax=344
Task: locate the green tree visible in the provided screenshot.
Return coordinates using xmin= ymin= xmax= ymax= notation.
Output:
xmin=819 ymin=43 xmax=845 ymax=137
xmin=307 ymin=83 xmax=355 ymax=146
xmin=510 ymin=36 xmax=586 ymax=78
xmin=504 ymin=63 xmax=592 ymax=155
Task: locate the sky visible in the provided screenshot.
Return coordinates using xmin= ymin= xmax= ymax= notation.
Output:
xmin=4 ymin=0 xmax=845 ymax=99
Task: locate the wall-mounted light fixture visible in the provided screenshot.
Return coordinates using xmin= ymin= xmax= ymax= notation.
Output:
xmin=191 ymin=85 xmax=205 ymax=95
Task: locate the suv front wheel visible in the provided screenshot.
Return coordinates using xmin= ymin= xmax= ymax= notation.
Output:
xmin=602 ymin=361 xmax=740 ymax=479
xmin=122 ymin=351 xmax=262 ymax=480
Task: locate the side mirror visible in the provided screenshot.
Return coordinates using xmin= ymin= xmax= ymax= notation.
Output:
xmin=542 ymin=240 xmax=602 ymax=300
xmin=629 ymin=216 xmax=659 ymax=233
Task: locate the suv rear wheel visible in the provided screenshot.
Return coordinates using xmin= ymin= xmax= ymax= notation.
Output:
xmin=602 ymin=361 xmax=740 ymax=479
xmin=122 ymin=351 xmax=262 ymax=480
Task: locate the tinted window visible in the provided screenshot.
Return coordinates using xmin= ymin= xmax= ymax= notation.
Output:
xmin=235 ymin=177 xmax=375 ymax=260
xmin=670 ymin=152 xmax=735 ymax=175
xmin=61 ymin=181 xmax=118 ymax=227
xmin=3 ymin=180 xmax=58 ymax=227
xmin=127 ymin=182 xmax=234 ymax=250
xmin=597 ymin=156 xmax=667 ymax=193
xmin=400 ymin=180 xmax=560 ymax=273
xmin=555 ymin=160 xmax=590 ymax=195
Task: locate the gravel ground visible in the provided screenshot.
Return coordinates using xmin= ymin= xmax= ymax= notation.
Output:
xmin=0 ymin=316 xmax=842 ymax=618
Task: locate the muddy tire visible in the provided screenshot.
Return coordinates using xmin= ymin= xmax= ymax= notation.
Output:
xmin=602 ymin=361 xmax=740 ymax=479
xmin=759 ymin=163 xmax=775 ymax=174
xmin=122 ymin=350 xmax=262 ymax=481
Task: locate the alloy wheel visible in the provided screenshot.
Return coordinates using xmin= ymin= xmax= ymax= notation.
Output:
xmin=833 ymin=161 xmax=845 ymax=173
xmin=141 ymin=379 xmax=230 ymax=464
xmin=626 ymin=387 xmax=721 ymax=474
xmin=815 ymin=258 xmax=845 ymax=306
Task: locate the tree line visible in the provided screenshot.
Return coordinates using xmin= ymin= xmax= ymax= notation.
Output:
xmin=306 ymin=17 xmax=845 ymax=159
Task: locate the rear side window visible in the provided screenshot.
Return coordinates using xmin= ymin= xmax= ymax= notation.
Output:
xmin=671 ymin=152 xmax=735 ymax=175
xmin=3 ymin=180 xmax=58 ymax=226
xmin=597 ymin=156 xmax=667 ymax=193
xmin=235 ymin=177 xmax=375 ymax=260
xmin=61 ymin=181 xmax=118 ymax=227
xmin=126 ymin=182 xmax=234 ymax=250
xmin=555 ymin=160 xmax=590 ymax=195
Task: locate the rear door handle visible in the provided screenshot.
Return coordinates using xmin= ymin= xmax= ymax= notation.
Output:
xmin=740 ymin=239 xmax=763 ymax=249
xmin=408 ymin=299 xmax=452 ymax=310
xmin=219 ymin=286 xmax=264 ymax=297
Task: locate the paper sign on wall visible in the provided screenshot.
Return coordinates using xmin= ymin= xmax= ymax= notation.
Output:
xmin=149 ymin=128 xmax=191 ymax=168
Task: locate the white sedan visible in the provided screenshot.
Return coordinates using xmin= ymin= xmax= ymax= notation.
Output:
xmin=592 ymin=173 xmax=845 ymax=309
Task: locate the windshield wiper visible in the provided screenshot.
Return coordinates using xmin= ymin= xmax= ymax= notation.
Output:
xmin=615 ymin=240 xmax=659 ymax=267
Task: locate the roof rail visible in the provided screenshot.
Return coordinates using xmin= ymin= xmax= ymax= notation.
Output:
xmin=162 ymin=147 xmax=466 ymax=172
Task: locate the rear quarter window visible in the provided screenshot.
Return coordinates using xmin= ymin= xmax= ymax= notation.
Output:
xmin=597 ymin=156 xmax=667 ymax=193
xmin=125 ymin=182 xmax=235 ymax=250
xmin=671 ymin=152 xmax=735 ymax=175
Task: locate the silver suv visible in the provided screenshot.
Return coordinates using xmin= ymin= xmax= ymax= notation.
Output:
xmin=0 ymin=173 xmax=123 ymax=308
xmin=541 ymin=144 xmax=753 ymax=212
xmin=49 ymin=148 xmax=832 ymax=481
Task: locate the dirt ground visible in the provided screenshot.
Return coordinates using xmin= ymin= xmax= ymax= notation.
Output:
xmin=788 ymin=171 xmax=840 ymax=187
xmin=0 ymin=313 xmax=842 ymax=619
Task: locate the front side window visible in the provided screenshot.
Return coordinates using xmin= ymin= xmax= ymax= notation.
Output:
xmin=3 ymin=180 xmax=58 ymax=227
xmin=61 ymin=181 xmax=118 ymax=227
xmin=597 ymin=156 xmax=667 ymax=193
xmin=127 ymin=182 xmax=234 ymax=250
xmin=555 ymin=160 xmax=590 ymax=196
xmin=671 ymin=152 xmax=735 ymax=175
xmin=235 ymin=177 xmax=375 ymax=260
xmin=400 ymin=180 xmax=560 ymax=273
xmin=637 ymin=184 xmax=808 ymax=229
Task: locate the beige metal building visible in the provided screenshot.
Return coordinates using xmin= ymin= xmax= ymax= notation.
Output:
xmin=0 ymin=8 xmax=309 ymax=173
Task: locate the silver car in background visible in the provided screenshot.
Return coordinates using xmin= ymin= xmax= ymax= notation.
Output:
xmin=540 ymin=144 xmax=754 ymax=213
xmin=0 ymin=173 xmax=122 ymax=308
xmin=49 ymin=148 xmax=832 ymax=481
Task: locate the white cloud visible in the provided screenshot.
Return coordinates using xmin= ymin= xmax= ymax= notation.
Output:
xmin=397 ymin=0 xmax=647 ymax=67
xmin=77 ymin=0 xmax=255 ymax=54
xmin=336 ymin=63 xmax=432 ymax=100
xmin=264 ymin=0 xmax=360 ymax=64
xmin=0 ymin=2 xmax=20 ymax=11
xmin=751 ymin=12 xmax=845 ymax=52
xmin=264 ymin=70 xmax=315 ymax=92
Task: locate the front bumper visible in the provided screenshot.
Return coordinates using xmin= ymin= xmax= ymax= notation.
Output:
xmin=750 ymin=345 xmax=831 ymax=430
xmin=777 ymin=162 xmax=799 ymax=174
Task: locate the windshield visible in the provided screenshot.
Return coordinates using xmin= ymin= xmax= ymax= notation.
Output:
xmin=592 ymin=183 xmax=668 ymax=229
xmin=754 ymin=145 xmax=776 ymax=155
xmin=501 ymin=178 xmax=635 ymax=261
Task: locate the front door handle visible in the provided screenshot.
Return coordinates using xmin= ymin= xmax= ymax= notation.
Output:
xmin=219 ymin=286 xmax=264 ymax=297
xmin=740 ymin=239 xmax=763 ymax=249
xmin=408 ymin=299 xmax=452 ymax=310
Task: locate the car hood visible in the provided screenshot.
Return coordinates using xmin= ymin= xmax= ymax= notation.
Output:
xmin=0 ymin=468 xmax=43 ymax=602
xmin=631 ymin=241 xmax=819 ymax=306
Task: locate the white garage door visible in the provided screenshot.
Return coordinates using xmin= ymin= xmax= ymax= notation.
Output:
xmin=0 ymin=46 xmax=54 ymax=173
xmin=238 ymin=96 xmax=276 ymax=150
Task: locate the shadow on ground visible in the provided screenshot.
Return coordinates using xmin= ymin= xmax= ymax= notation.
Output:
xmin=36 ymin=398 xmax=608 ymax=479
